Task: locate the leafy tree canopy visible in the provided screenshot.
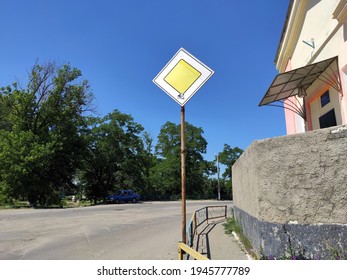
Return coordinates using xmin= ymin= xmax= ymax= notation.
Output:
xmin=218 ymin=144 xmax=243 ymax=179
xmin=150 ymin=121 xmax=210 ymax=199
xmin=0 ymin=61 xmax=93 ymax=206
xmin=0 ymin=61 xmax=245 ymax=206
xmin=79 ymin=110 xmax=150 ymax=203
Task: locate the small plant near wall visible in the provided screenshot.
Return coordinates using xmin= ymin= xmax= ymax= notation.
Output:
xmin=259 ymin=246 xmax=307 ymax=260
xmin=259 ymin=247 xmax=347 ymax=260
xmin=223 ymin=217 xmax=257 ymax=259
xmin=328 ymin=246 xmax=347 ymax=260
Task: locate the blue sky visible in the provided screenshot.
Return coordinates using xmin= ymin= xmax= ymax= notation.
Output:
xmin=0 ymin=0 xmax=289 ymax=162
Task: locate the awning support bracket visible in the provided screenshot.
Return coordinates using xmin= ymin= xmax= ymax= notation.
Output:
xmin=266 ymin=94 xmax=306 ymax=120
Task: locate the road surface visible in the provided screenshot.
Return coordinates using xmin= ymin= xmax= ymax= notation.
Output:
xmin=0 ymin=200 xmax=232 ymax=260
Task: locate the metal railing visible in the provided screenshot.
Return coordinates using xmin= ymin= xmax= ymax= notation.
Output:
xmin=178 ymin=242 xmax=209 ymax=260
xmin=187 ymin=205 xmax=227 ymax=247
xmin=179 ymin=205 xmax=228 ymax=260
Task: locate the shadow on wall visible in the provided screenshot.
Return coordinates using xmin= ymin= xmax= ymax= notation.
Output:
xmin=307 ymin=0 xmax=321 ymax=11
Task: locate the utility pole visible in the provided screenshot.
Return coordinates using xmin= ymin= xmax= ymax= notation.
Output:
xmin=216 ymin=153 xmax=220 ymax=201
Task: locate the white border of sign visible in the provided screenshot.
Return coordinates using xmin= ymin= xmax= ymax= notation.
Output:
xmin=153 ymin=48 xmax=214 ymax=106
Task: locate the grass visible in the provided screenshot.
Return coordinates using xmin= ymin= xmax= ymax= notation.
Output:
xmin=0 ymin=198 xmax=93 ymax=209
xmin=223 ymin=217 xmax=257 ymax=259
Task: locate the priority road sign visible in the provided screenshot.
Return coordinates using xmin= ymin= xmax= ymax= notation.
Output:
xmin=153 ymin=48 xmax=214 ymax=106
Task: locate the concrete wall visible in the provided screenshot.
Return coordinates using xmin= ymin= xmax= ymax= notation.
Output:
xmin=232 ymin=124 xmax=347 ymax=259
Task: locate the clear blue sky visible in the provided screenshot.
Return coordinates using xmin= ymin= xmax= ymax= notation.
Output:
xmin=0 ymin=0 xmax=289 ymax=162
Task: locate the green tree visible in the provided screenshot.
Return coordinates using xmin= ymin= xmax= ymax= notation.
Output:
xmin=0 ymin=61 xmax=93 ymax=206
xmin=139 ymin=131 xmax=157 ymax=200
xmin=214 ymin=144 xmax=243 ymax=200
xmin=218 ymin=144 xmax=243 ymax=179
xmin=79 ymin=110 xmax=148 ymax=203
xmin=150 ymin=121 xmax=209 ymax=199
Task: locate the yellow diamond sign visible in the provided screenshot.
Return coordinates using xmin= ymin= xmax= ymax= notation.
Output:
xmin=153 ymin=48 xmax=214 ymax=106
xmin=164 ymin=59 xmax=202 ymax=95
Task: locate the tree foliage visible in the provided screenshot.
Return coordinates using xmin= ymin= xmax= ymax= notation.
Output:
xmin=79 ymin=110 xmax=150 ymax=203
xmin=0 ymin=61 xmax=245 ymax=207
xmin=149 ymin=121 xmax=210 ymax=199
xmin=218 ymin=144 xmax=244 ymax=179
xmin=0 ymin=61 xmax=93 ymax=206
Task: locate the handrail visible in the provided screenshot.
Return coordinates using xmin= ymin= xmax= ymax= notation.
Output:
xmin=187 ymin=205 xmax=227 ymax=247
xmin=179 ymin=205 xmax=228 ymax=260
xmin=178 ymin=242 xmax=209 ymax=260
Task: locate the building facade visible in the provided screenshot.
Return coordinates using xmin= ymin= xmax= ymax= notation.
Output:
xmin=234 ymin=0 xmax=347 ymax=260
xmin=265 ymin=0 xmax=347 ymax=134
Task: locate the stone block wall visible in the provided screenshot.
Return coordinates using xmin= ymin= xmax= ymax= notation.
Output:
xmin=232 ymin=125 xmax=347 ymax=259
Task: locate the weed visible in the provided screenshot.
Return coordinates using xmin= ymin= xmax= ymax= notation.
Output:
xmin=223 ymin=217 xmax=257 ymax=259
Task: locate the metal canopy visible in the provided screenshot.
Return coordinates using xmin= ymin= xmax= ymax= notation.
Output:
xmin=259 ymin=56 xmax=342 ymax=119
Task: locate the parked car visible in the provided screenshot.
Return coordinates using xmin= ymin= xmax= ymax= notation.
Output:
xmin=106 ymin=189 xmax=141 ymax=204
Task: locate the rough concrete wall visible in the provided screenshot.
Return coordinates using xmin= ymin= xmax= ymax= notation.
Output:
xmin=232 ymin=124 xmax=347 ymax=224
xmin=234 ymin=206 xmax=347 ymax=259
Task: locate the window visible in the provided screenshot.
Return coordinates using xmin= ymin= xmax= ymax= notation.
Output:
xmin=319 ymin=109 xmax=337 ymax=129
xmin=320 ymin=91 xmax=330 ymax=107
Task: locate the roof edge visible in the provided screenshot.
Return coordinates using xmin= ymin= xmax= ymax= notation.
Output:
xmin=274 ymin=0 xmax=294 ymax=66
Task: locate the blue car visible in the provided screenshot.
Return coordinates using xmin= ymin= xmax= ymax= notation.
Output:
xmin=106 ymin=189 xmax=141 ymax=203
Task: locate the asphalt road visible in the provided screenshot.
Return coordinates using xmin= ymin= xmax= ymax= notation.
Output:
xmin=0 ymin=200 xmax=232 ymax=260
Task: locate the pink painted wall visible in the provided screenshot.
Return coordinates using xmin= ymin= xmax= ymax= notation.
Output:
xmin=340 ymin=67 xmax=347 ymax=124
xmin=284 ymin=97 xmax=298 ymax=134
xmin=283 ymin=59 xmax=299 ymax=135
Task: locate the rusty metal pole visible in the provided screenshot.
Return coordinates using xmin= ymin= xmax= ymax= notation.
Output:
xmin=181 ymin=106 xmax=186 ymax=244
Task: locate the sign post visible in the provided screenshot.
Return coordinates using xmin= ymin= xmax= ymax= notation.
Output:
xmin=180 ymin=105 xmax=186 ymax=244
xmin=153 ymin=48 xmax=214 ymax=245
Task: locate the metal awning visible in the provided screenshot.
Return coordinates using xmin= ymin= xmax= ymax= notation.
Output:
xmin=259 ymin=56 xmax=342 ymax=119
